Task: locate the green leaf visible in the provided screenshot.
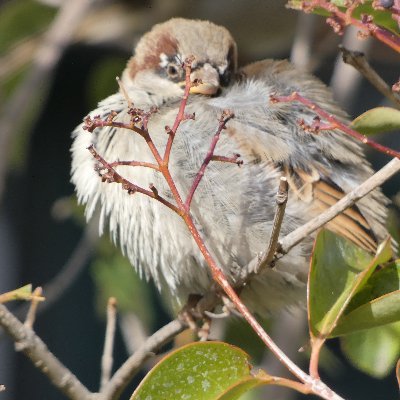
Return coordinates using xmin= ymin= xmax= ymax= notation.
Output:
xmin=346 ymin=259 xmax=400 ymax=313
xmin=308 ymin=231 xmax=391 ymax=338
xmin=341 ymin=322 xmax=400 ymax=378
xmin=287 ymin=1 xmax=400 ymax=34
xmin=217 ymin=376 xmax=266 ymax=400
xmin=130 ymin=342 xmax=263 ymax=400
xmin=0 ymin=284 xmax=39 ymax=303
xmin=331 ymin=290 xmax=400 ymax=336
xmin=351 ymin=107 xmax=400 ymax=135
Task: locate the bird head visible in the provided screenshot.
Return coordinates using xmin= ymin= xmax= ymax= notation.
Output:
xmin=121 ymin=18 xmax=238 ymax=101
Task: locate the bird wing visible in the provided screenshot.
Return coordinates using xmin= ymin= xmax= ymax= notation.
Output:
xmin=283 ymin=164 xmax=377 ymax=252
xmin=206 ymin=59 xmax=382 ymax=253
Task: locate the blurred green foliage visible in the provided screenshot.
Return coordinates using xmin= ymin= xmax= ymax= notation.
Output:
xmin=0 ymin=0 xmax=55 ymax=55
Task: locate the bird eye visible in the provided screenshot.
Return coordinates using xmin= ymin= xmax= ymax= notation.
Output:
xmin=166 ymin=64 xmax=180 ymax=79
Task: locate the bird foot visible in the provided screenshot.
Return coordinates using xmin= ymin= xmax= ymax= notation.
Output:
xmin=179 ymin=291 xmax=231 ymax=340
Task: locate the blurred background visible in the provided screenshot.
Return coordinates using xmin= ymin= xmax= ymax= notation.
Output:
xmin=0 ymin=0 xmax=399 ymax=399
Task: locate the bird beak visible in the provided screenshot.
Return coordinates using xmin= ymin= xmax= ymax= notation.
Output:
xmin=188 ymin=63 xmax=220 ymax=95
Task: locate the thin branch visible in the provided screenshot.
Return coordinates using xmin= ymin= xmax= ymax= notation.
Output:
xmin=24 ymin=287 xmax=43 ymax=329
xmin=339 ymin=45 xmax=400 ymax=107
xmin=299 ymin=0 xmax=400 ymax=52
xmin=100 ymin=319 xmax=188 ymax=400
xmin=271 ymin=92 xmax=400 ymax=159
xmin=109 ymin=160 xmax=159 ymax=171
xmin=163 ymin=57 xmax=195 ymax=166
xmin=116 ymin=77 xmax=133 ymax=108
xmin=100 ymin=298 xmax=118 ymax=391
xmin=257 ymin=177 xmax=289 ymax=272
xmin=88 ymin=145 xmax=181 ymax=215
xmin=279 ymin=157 xmax=400 ymax=256
xmin=0 ymin=303 xmax=92 ymax=400
xmin=185 ymin=110 xmax=235 ymax=210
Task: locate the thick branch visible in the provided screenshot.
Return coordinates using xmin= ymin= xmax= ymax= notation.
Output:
xmin=0 ymin=303 xmax=93 ymax=400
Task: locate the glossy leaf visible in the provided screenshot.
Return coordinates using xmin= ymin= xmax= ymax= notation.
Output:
xmin=217 ymin=376 xmax=266 ymax=400
xmin=346 ymin=259 xmax=400 ymax=313
xmin=308 ymin=230 xmax=391 ymax=338
xmin=130 ymin=342 xmax=262 ymax=400
xmin=351 ymin=107 xmax=400 ymax=135
xmin=332 ymin=290 xmax=400 ymax=336
xmin=341 ymin=322 xmax=400 ymax=378
xmin=331 ymin=260 xmax=400 ymax=336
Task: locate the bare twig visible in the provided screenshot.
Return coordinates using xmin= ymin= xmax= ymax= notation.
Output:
xmin=100 ymin=298 xmax=118 ymax=391
xmin=185 ymin=110 xmax=235 ymax=210
xmin=88 ymin=145 xmax=181 ymax=215
xmin=116 ymin=76 xmax=133 ymax=108
xmin=24 ymin=287 xmax=43 ymax=329
xmin=257 ymin=177 xmax=289 ymax=271
xmin=279 ymin=158 xmax=400 ymax=255
xmin=0 ymin=299 xmax=190 ymax=400
xmin=271 ymin=92 xmax=400 ymax=159
xmin=100 ymin=319 xmax=188 ymax=400
xmin=339 ymin=45 xmax=400 ymax=107
xmin=0 ymin=303 xmax=92 ymax=400
xmin=163 ymin=57 xmax=195 ymax=166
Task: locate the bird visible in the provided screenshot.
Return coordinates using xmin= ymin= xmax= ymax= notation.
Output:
xmin=71 ymin=18 xmax=389 ymax=315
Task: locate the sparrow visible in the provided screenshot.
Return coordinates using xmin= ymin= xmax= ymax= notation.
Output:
xmin=71 ymin=18 xmax=389 ymax=315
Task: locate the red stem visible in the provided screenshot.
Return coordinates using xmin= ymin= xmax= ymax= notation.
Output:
xmin=302 ymin=0 xmax=400 ymax=52
xmin=272 ymin=92 xmax=400 ymax=159
xmin=109 ymin=160 xmax=159 ymax=171
xmin=88 ymin=145 xmax=181 ymax=215
xmin=163 ymin=61 xmax=194 ymax=166
xmin=185 ymin=112 xmax=233 ymax=210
